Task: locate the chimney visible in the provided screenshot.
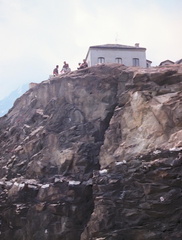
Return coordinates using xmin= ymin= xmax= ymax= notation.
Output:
xmin=135 ymin=43 xmax=139 ymax=48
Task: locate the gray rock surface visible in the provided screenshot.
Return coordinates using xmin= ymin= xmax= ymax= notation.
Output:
xmin=0 ymin=64 xmax=182 ymax=239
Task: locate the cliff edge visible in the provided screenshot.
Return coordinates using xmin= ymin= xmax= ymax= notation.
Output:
xmin=0 ymin=63 xmax=182 ymax=240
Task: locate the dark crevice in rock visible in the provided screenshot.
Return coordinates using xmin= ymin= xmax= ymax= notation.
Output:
xmin=92 ymin=106 xmax=117 ymax=143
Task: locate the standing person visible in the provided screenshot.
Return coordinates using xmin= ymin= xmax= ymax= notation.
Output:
xmin=53 ymin=65 xmax=59 ymax=76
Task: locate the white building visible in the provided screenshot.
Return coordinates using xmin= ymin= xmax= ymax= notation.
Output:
xmin=85 ymin=43 xmax=151 ymax=68
xmin=159 ymin=60 xmax=174 ymax=66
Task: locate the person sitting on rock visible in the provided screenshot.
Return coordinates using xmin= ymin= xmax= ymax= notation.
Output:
xmin=77 ymin=63 xmax=81 ymax=69
xmin=53 ymin=65 xmax=59 ymax=76
xmin=77 ymin=59 xmax=88 ymax=69
xmin=61 ymin=61 xmax=71 ymax=74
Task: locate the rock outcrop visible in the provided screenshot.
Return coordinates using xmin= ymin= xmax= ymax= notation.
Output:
xmin=0 ymin=64 xmax=182 ymax=240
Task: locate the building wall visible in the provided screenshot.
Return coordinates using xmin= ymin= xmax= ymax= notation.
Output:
xmin=87 ymin=48 xmax=146 ymax=68
xmin=86 ymin=51 xmax=92 ymax=67
xmin=146 ymin=61 xmax=152 ymax=68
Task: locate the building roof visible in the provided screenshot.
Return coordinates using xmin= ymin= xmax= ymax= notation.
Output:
xmin=89 ymin=43 xmax=146 ymax=50
xmin=146 ymin=59 xmax=152 ymax=63
xmin=85 ymin=43 xmax=146 ymax=60
xmin=159 ymin=60 xmax=174 ymax=66
xmin=175 ymin=59 xmax=182 ymax=64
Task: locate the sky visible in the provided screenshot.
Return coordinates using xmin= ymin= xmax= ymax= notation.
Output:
xmin=0 ymin=0 xmax=182 ymax=100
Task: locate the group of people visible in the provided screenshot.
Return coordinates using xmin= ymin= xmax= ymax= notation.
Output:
xmin=53 ymin=59 xmax=88 ymax=77
xmin=77 ymin=59 xmax=88 ymax=69
xmin=53 ymin=61 xmax=71 ymax=76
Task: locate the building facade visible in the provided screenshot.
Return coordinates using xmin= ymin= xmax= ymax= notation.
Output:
xmin=85 ymin=43 xmax=150 ymax=68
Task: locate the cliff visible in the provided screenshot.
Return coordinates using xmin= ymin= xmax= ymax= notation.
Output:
xmin=0 ymin=64 xmax=182 ymax=240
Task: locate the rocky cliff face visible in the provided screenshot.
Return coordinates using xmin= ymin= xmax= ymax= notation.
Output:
xmin=0 ymin=64 xmax=182 ymax=240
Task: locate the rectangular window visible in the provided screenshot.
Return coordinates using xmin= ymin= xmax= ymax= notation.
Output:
xmin=115 ymin=58 xmax=122 ymax=64
xmin=133 ymin=58 xmax=139 ymax=66
xmin=98 ymin=57 xmax=105 ymax=64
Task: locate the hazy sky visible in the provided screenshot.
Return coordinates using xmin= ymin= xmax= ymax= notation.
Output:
xmin=0 ymin=0 xmax=181 ymax=99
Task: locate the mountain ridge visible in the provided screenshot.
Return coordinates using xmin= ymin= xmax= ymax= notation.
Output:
xmin=0 ymin=83 xmax=29 ymax=117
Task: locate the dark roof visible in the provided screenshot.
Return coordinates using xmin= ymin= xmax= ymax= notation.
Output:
xmin=89 ymin=43 xmax=146 ymax=50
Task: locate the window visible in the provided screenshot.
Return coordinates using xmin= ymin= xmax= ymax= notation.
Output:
xmin=115 ymin=58 xmax=122 ymax=64
xmin=98 ymin=57 xmax=105 ymax=64
xmin=133 ymin=58 xmax=139 ymax=67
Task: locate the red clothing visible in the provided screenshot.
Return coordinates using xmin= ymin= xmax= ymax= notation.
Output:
xmin=53 ymin=67 xmax=58 ymax=75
